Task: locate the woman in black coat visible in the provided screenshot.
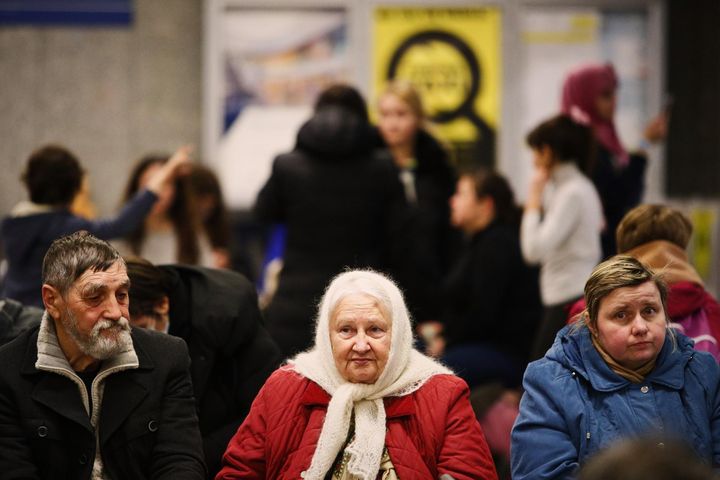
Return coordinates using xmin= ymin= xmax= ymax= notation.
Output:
xmin=373 ymin=80 xmax=460 ymax=320
xmin=560 ymin=63 xmax=667 ymax=258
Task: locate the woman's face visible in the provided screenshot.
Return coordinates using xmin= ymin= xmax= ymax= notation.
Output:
xmin=595 ymin=89 xmax=617 ymax=121
xmin=593 ymin=281 xmax=666 ymax=370
xmin=450 ymin=176 xmax=493 ymax=233
xmin=330 ymin=293 xmax=391 ymax=384
xmin=377 ymin=93 xmax=420 ymax=148
xmin=532 ymin=145 xmax=554 ymax=171
xmin=139 ymin=162 xmax=175 ymax=216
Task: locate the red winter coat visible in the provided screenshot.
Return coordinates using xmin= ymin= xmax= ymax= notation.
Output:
xmin=216 ymin=366 xmax=498 ymax=480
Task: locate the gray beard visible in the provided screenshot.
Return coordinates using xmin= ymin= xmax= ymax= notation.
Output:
xmin=61 ymin=309 xmax=133 ymax=360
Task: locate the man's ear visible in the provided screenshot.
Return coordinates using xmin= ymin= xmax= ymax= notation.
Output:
xmin=155 ymin=295 xmax=170 ymax=315
xmin=41 ymin=284 xmax=63 ymax=319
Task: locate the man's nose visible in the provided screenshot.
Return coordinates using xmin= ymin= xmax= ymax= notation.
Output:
xmin=104 ymin=296 xmax=123 ymax=320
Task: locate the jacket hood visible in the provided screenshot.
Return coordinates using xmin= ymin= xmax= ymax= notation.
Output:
xmin=296 ymin=106 xmax=373 ymax=159
xmin=546 ymin=324 xmax=695 ymax=392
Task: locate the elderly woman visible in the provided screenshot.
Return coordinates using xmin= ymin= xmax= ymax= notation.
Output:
xmin=216 ymin=270 xmax=497 ymax=480
xmin=511 ymin=255 xmax=720 ymax=479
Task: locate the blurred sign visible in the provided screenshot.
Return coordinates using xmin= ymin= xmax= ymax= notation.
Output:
xmin=690 ymin=207 xmax=717 ymax=281
xmin=373 ymin=7 xmax=501 ymax=166
xmin=217 ymin=8 xmax=349 ymax=208
xmin=0 ymin=0 xmax=132 ymax=26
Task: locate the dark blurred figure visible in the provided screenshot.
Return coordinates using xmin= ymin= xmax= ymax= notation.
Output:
xmin=373 ymin=80 xmax=459 ymax=319
xmin=561 ymin=63 xmax=668 ymax=258
xmin=430 ymin=169 xmax=542 ymax=388
xmin=0 ymin=298 xmax=42 ymax=346
xmin=188 ymin=165 xmax=232 ymax=269
xmin=253 ymin=84 xmax=413 ymax=357
xmin=1 ymin=144 xmax=189 ymax=307
xmin=578 ymin=437 xmax=714 ymax=480
xmin=125 ymin=257 xmax=282 ymax=478
xmin=118 ymin=153 xmax=205 ymax=266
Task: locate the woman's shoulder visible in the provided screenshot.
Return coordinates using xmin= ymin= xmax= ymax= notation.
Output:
xmin=415 ymin=374 xmax=469 ymax=401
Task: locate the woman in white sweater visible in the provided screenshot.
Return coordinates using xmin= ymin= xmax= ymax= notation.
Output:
xmin=521 ymin=114 xmax=603 ymax=360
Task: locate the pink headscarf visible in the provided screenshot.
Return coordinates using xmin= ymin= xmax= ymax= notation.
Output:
xmin=561 ymin=63 xmax=628 ymax=166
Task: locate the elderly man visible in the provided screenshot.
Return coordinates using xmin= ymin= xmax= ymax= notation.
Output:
xmin=0 ymin=231 xmax=205 ymax=478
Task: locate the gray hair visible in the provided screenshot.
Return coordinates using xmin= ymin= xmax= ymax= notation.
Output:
xmin=42 ymin=231 xmax=125 ymax=295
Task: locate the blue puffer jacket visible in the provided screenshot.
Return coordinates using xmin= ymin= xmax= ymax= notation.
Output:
xmin=511 ymin=325 xmax=720 ymax=479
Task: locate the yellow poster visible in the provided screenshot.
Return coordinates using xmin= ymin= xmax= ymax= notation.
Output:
xmin=373 ymin=7 xmax=501 ymax=165
xmin=690 ymin=208 xmax=717 ymax=281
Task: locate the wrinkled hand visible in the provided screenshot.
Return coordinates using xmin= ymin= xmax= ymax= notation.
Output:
xmin=643 ymin=112 xmax=668 ymax=144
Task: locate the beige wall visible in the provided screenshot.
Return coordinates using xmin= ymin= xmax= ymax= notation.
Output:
xmin=0 ymin=0 xmax=202 ymax=216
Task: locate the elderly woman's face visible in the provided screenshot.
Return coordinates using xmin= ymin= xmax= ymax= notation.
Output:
xmin=594 ymin=281 xmax=666 ymax=369
xmin=330 ymin=293 xmax=391 ymax=384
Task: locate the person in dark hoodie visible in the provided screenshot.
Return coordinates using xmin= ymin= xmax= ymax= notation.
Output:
xmin=254 ymin=84 xmax=412 ymax=357
xmin=1 ymin=144 xmax=191 ymax=307
xmin=124 ymin=257 xmax=282 ymax=478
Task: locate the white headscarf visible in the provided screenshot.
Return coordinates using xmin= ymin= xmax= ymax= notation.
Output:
xmin=291 ymin=270 xmax=451 ymax=480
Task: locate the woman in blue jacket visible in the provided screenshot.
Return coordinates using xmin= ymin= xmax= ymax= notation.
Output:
xmin=511 ymin=255 xmax=720 ymax=479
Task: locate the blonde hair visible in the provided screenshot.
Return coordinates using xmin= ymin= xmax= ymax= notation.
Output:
xmin=378 ymin=80 xmax=426 ymax=126
xmin=581 ymin=255 xmax=668 ymax=330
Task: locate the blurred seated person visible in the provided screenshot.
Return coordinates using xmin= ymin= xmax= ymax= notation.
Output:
xmin=569 ymin=204 xmax=720 ymax=362
xmin=188 ymin=165 xmax=232 ymax=269
xmin=217 ymin=270 xmax=498 ymax=480
xmin=0 ymin=297 xmax=42 ymax=346
xmin=423 ymin=168 xmax=541 ymax=388
xmin=512 ymin=256 xmax=720 ymax=479
xmin=0 ymin=232 xmax=205 ymax=478
xmin=1 ymin=144 xmax=190 ymax=307
xmin=578 ymin=437 xmax=715 ymax=480
xmin=124 ymin=257 xmax=282 ymax=477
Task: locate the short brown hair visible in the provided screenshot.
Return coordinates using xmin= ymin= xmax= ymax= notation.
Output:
xmin=583 ymin=255 xmax=668 ymax=329
xmin=616 ymin=204 xmax=693 ymax=253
